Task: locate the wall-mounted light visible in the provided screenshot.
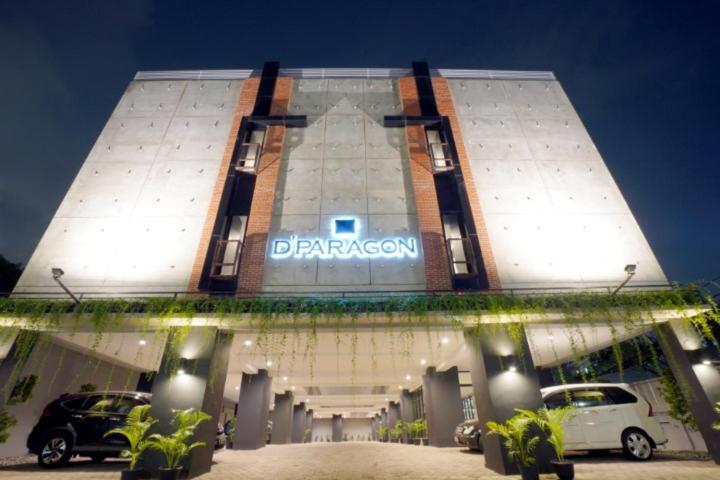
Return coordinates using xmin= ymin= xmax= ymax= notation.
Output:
xmin=244 ymin=339 xmax=253 ymax=347
xmin=612 ymin=264 xmax=637 ymax=295
xmin=177 ymin=357 xmax=190 ymax=376
xmin=50 ymin=267 xmax=81 ymax=304
xmin=441 ymin=337 xmax=449 ymax=345
xmin=503 ymin=355 xmax=519 ymax=373
xmin=420 ymin=359 xmax=427 ymax=365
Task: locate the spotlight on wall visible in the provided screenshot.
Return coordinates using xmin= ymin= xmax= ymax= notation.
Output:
xmin=244 ymin=339 xmax=253 ymax=347
xmin=50 ymin=267 xmax=81 ymax=304
xmin=420 ymin=359 xmax=427 ymax=365
xmin=504 ymin=355 xmax=519 ymax=373
xmin=177 ymin=357 xmax=190 ymax=376
xmin=282 ymin=376 xmax=288 ymax=382
xmin=612 ymin=264 xmax=637 ymax=295
xmin=441 ymin=337 xmax=449 ymax=345
xmin=266 ymin=360 xmax=273 ymax=367
xmin=138 ymin=339 xmax=147 ymax=346
xmin=405 ymin=374 xmax=411 ymax=381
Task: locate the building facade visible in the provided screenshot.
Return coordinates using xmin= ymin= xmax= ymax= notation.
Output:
xmin=15 ymin=63 xmax=667 ymax=297
xmin=6 ymin=63 xmax=719 ymax=478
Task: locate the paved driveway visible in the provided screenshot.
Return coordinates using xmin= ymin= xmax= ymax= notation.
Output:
xmin=0 ymin=443 xmax=716 ymax=479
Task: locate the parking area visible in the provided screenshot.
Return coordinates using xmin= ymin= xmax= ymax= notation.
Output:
xmin=0 ymin=443 xmax=717 ymax=480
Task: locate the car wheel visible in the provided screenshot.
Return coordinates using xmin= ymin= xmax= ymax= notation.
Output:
xmin=38 ymin=431 xmax=74 ymax=468
xmin=622 ymin=429 xmax=653 ymax=461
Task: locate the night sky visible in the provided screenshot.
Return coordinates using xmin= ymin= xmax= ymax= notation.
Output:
xmin=1 ymin=0 xmax=718 ymax=283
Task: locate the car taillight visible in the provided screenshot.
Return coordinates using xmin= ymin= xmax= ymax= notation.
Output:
xmin=41 ymin=405 xmax=52 ymax=417
xmin=648 ymin=402 xmax=654 ymax=417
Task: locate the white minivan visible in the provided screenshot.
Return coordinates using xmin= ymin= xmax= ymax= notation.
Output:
xmin=540 ymin=383 xmax=667 ymax=460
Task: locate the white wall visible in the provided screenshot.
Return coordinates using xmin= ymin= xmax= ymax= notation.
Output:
xmin=450 ymin=79 xmax=667 ymax=289
xmin=14 ymin=79 xmax=243 ymax=295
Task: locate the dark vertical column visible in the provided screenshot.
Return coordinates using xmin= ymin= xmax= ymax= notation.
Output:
xmin=464 ymin=326 xmax=553 ymax=475
xmin=305 ymin=409 xmax=314 ymax=443
xmin=387 ymin=401 xmax=401 ymax=441
xmin=291 ymin=402 xmax=307 ymax=443
xmin=421 ymin=366 xmax=464 ymax=447
xmin=146 ymin=327 xmax=233 ymax=478
xmin=380 ymin=407 xmax=387 ymax=430
xmin=370 ymin=416 xmax=377 ymax=440
xmin=656 ymin=322 xmax=720 ymax=463
xmin=270 ymin=390 xmax=294 ymax=444
xmin=332 ymin=414 xmax=343 ymax=442
xmin=233 ymin=369 xmax=272 ymax=450
xmin=399 ymin=389 xmax=415 ymax=442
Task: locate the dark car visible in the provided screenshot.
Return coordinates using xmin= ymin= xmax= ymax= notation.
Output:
xmin=454 ymin=419 xmax=483 ymax=451
xmin=28 ymin=391 xmax=224 ymax=468
xmin=28 ymin=391 xmax=152 ymax=468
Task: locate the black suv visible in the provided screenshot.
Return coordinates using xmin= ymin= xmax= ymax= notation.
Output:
xmin=28 ymin=391 xmax=152 ymax=468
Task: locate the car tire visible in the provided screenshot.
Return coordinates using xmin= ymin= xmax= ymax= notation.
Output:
xmin=37 ymin=431 xmax=74 ymax=468
xmin=622 ymin=429 xmax=653 ymax=461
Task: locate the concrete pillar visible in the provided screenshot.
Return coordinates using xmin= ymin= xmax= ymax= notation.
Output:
xmin=421 ymin=366 xmax=464 ymax=447
xmin=233 ymin=369 xmax=272 ymax=450
xmin=387 ymin=401 xmax=401 ymax=441
xmin=332 ymin=414 xmax=343 ymax=442
xmin=656 ymin=322 xmax=720 ymax=463
xmin=305 ymin=409 xmax=314 ymax=442
xmin=291 ymin=402 xmax=307 ymax=443
xmin=380 ymin=407 xmax=387 ymax=428
xmin=270 ymin=390 xmax=294 ymax=444
xmin=145 ymin=327 xmax=233 ymax=478
xmin=399 ymin=389 xmax=415 ymax=442
xmin=465 ymin=326 xmax=553 ymax=475
xmin=0 ymin=330 xmax=38 ymax=410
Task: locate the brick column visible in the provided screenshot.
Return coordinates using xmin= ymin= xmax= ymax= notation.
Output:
xmin=432 ymin=78 xmax=501 ymax=289
xmin=398 ymin=77 xmax=452 ymax=291
xmin=236 ymin=77 xmax=292 ymax=293
xmin=188 ymin=78 xmax=260 ymax=292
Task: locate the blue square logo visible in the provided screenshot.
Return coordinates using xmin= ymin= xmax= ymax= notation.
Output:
xmin=334 ymin=218 xmax=356 ymax=235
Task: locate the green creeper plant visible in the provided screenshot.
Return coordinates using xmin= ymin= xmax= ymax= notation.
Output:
xmin=713 ymin=402 xmax=720 ymax=431
xmin=517 ymin=406 xmax=577 ymax=461
xmin=377 ymin=425 xmax=389 ymax=441
xmin=103 ymin=404 xmax=157 ymax=470
xmin=486 ymin=411 xmax=539 ymax=467
xmin=0 ymin=410 xmax=17 ymax=444
xmin=659 ymin=368 xmax=697 ymax=430
xmin=413 ymin=418 xmax=428 ymax=439
xmin=146 ymin=408 xmax=211 ymax=470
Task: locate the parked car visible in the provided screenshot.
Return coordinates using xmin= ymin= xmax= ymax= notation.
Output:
xmin=541 ymin=383 xmax=667 ymax=460
xmin=456 ymin=383 xmax=666 ymax=461
xmin=27 ymin=391 xmax=222 ymax=468
xmin=214 ymin=422 xmax=227 ymax=449
xmin=454 ymin=419 xmax=483 ymax=451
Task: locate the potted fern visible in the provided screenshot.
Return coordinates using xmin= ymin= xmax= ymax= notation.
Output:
xmin=103 ymin=404 xmax=157 ymax=480
xmin=377 ymin=425 xmax=389 ymax=442
xmin=486 ymin=411 xmax=540 ymax=480
xmin=146 ymin=408 xmax=211 ymax=480
xmin=519 ymin=407 xmax=577 ymax=480
xmin=390 ymin=420 xmax=404 ymax=443
xmin=414 ymin=419 xmax=428 ymax=446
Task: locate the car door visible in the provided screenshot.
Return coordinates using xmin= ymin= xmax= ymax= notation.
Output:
xmin=543 ymin=390 xmax=586 ymax=449
xmin=571 ymin=388 xmax=622 ymax=448
xmin=100 ymin=396 xmax=147 ymax=450
xmin=71 ymin=395 xmax=117 ymax=449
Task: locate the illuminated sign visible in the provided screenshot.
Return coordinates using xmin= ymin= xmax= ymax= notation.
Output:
xmin=270 ymin=218 xmax=418 ymax=260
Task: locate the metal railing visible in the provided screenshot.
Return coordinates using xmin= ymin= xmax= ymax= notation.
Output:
xmin=209 ymin=239 xmax=244 ymax=279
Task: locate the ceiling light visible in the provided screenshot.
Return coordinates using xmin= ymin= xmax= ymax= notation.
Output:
xmin=138 ymin=339 xmax=147 ymax=346
xmin=384 ymin=398 xmax=389 ymax=402
xmin=405 ymin=374 xmax=411 ymax=381
xmin=291 ymin=386 xmax=296 ymax=391
xmin=398 ymin=385 xmax=403 ymax=389
xmin=235 ymin=385 xmax=240 ymax=390
xmin=266 ymin=360 xmax=273 ymax=367
xmin=305 ymin=399 xmax=310 ymax=403
xmin=244 ymin=339 xmax=252 ymax=347
xmin=282 ymin=376 xmax=288 ymax=382
xmin=441 ymin=337 xmax=449 ymax=344
xmin=420 ymin=359 xmax=427 ymax=365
